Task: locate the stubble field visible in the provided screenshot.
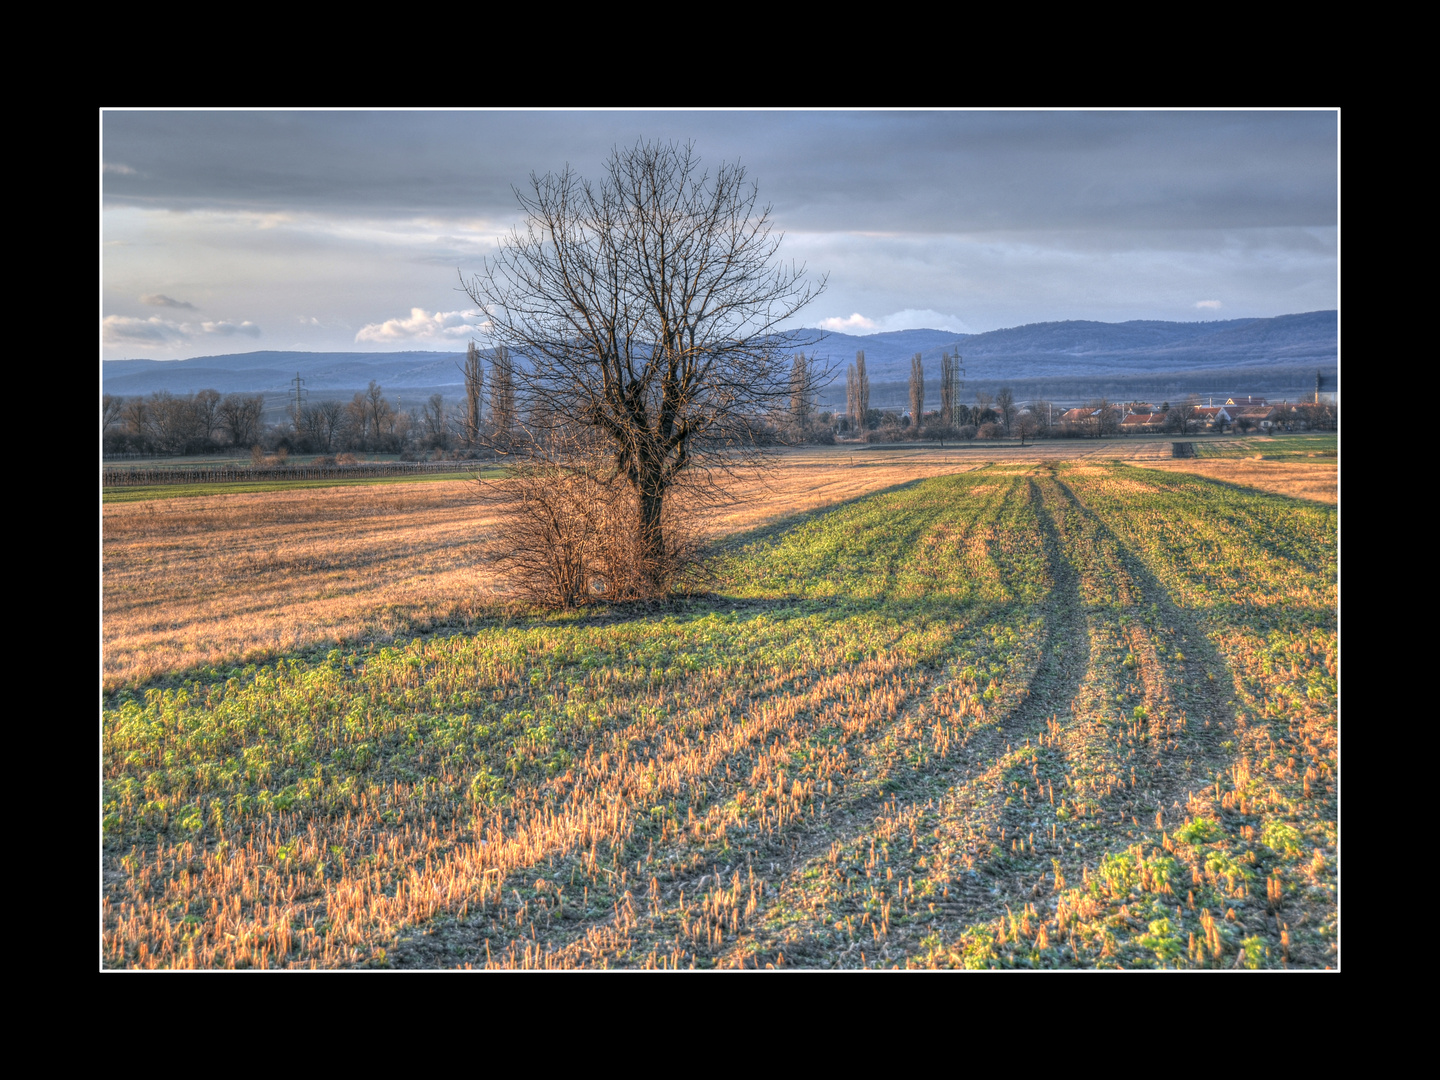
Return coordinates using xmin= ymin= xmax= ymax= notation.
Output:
xmin=101 ymin=438 xmax=1338 ymax=969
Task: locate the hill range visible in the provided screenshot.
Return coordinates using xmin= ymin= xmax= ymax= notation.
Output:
xmin=103 ymin=310 xmax=1337 ymax=410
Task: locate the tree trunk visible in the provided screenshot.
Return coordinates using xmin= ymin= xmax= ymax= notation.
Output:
xmin=638 ymin=486 xmax=665 ymax=578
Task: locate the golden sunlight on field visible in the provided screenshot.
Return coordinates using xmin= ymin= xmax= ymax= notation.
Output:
xmin=1136 ymin=460 xmax=1337 ymax=505
xmin=102 ymin=454 xmax=985 ymax=690
xmin=102 ymin=481 xmax=498 ymax=690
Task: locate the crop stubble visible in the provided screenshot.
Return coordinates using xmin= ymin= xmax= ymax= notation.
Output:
xmin=103 ymin=459 xmax=1336 ymax=969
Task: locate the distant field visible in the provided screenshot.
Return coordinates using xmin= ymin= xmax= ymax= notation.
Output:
xmin=102 ymin=460 xmax=1337 ymax=969
xmin=1194 ymin=434 xmax=1337 ymax=462
xmin=103 ymin=470 xmax=498 ymax=504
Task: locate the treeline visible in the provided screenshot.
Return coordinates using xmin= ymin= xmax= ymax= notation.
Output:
xmin=102 ymin=390 xmax=265 ymax=455
xmin=101 ymin=371 xmax=506 ymax=459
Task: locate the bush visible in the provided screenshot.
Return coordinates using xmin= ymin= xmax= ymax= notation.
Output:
xmin=977 ymin=422 xmax=1002 ymax=439
xmin=482 ymin=436 xmax=700 ymax=609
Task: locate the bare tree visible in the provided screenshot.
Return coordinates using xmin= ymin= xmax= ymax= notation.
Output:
xmin=462 ymin=140 xmax=825 ymax=592
xmin=363 ymin=381 xmax=391 ymax=448
xmin=996 ymin=386 xmax=1016 ymax=436
xmin=103 ymin=393 xmax=124 ymax=438
xmin=1015 ymin=410 xmax=1038 ymax=446
xmin=1166 ymin=394 xmax=1201 ymax=437
xmin=347 ymin=392 xmax=371 ymax=447
xmin=908 ymin=354 xmax=925 ymax=432
xmin=219 ymin=393 xmax=264 ymax=448
xmin=939 ymin=349 xmax=963 ymax=426
xmin=462 ymin=341 xmax=485 ymax=445
xmin=845 ymin=363 xmax=856 ymax=434
xmin=790 ymin=354 xmax=813 ymax=431
xmin=853 ymin=350 xmax=870 ymax=431
xmin=193 ymin=389 xmax=223 ymax=446
xmin=489 ymin=345 xmax=517 ymax=440
xmin=423 ymin=393 xmax=449 ymax=450
xmin=148 ymin=391 xmax=197 ymax=454
xmin=305 ymin=399 xmax=347 ymax=452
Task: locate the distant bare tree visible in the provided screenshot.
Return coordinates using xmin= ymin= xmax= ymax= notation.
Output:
xmin=219 ymin=394 xmax=264 ymax=448
xmin=1097 ymin=398 xmax=1122 ymax=438
xmin=939 ymin=349 xmax=963 ymax=426
xmin=299 ymin=403 xmax=327 ymax=451
xmin=1166 ymin=394 xmax=1201 ymax=437
xmin=422 ymin=393 xmax=449 ymax=450
xmin=1015 ymin=410 xmax=1038 ymax=446
xmin=363 ymin=381 xmax=391 ymax=448
xmin=103 ymin=393 xmax=124 ymax=437
xmin=909 ymin=353 xmax=925 ymax=432
xmin=996 ymin=386 xmax=1016 ymax=436
xmin=853 ymin=350 xmax=870 ymax=431
xmin=845 ymin=363 xmax=857 ymax=434
xmin=347 ymin=392 xmax=371 ymax=447
xmin=316 ymin=400 xmax=347 ymax=452
xmin=462 ymin=340 xmax=485 ymax=445
xmin=790 ymin=354 xmax=813 ymax=431
xmin=148 ymin=391 xmax=195 ymax=454
xmin=193 ymin=389 xmax=223 ymax=445
xmin=489 ymin=345 xmax=517 ymax=441
xmin=1031 ymin=399 xmax=1054 ymax=438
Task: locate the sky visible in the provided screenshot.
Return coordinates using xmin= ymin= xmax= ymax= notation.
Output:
xmin=101 ymin=110 xmax=1339 ymax=361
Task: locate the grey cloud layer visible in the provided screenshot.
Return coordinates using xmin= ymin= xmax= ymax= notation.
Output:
xmin=101 ymin=111 xmax=1338 ymax=357
xmin=102 ymin=111 xmax=1337 ymax=234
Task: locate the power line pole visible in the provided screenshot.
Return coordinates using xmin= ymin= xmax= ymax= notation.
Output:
xmin=289 ymin=371 xmax=308 ymax=426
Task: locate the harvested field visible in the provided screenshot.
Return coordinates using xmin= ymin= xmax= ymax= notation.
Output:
xmin=1138 ymin=460 xmax=1337 ymax=505
xmin=103 ymin=461 xmax=1337 ymax=969
xmin=102 ymin=453 xmax=988 ymax=691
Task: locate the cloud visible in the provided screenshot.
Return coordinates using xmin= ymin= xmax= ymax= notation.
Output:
xmin=103 ymin=315 xmax=188 ymax=344
xmin=354 ymin=307 xmax=487 ymax=343
xmin=141 ymin=293 xmax=195 ymax=309
xmin=874 ymin=309 xmax=974 ymax=334
xmin=102 ymin=314 xmax=260 ymax=345
xmin=202 ymin=320 xmax=261 ymax=337
xmin=818 ymin=309 xmax=974 ymax=335
xmin=103 ymin=162 xmax=136 ymax=175
xmin=817 ymin=313 xmax=879 ymax=333
xmin=1194 ymin=300 xmax=1223 ymax=310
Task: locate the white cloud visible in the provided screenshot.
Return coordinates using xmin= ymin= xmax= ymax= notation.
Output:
xmin=103 ymin=162 xmax=136 ymax=175
xmin=103 ymin=314 xmax=260 ymax=346
xmin=817 ymin=312 xmax=879 ymax=333
xmin=202 ymin=320 xmax=261 ymax=337
xmin=872 ymin=309 xmax=974 ymax=334
xmin=817 ymin=309 xmax=974 ymax=335
xmin=354 ymin=307 xmax=487 ymax=343
xmin=141 ymin=293 xmax=195 ymax=309
xmin=103 ymin=315 xmax=185 ymax=344
xmin=1194 ymin=300 xmax=1223 ymax=309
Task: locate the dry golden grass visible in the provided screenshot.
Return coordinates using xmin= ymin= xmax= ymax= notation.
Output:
xmin=101 ymin=441 xmax=1336 ymax=691
xmin=102 ymin=465 xmax=1336 ymax=969
xmin=1136 ymin=460 xmax=1337 ymax=504
xmin=102 ymin=481 xmax=500 ymax=691
xmin=101 ymin=453 xmax=985 ymax=691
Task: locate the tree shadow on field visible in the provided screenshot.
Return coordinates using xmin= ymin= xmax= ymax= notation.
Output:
xmin=702 ymin=474 xmax=971 ymax=556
